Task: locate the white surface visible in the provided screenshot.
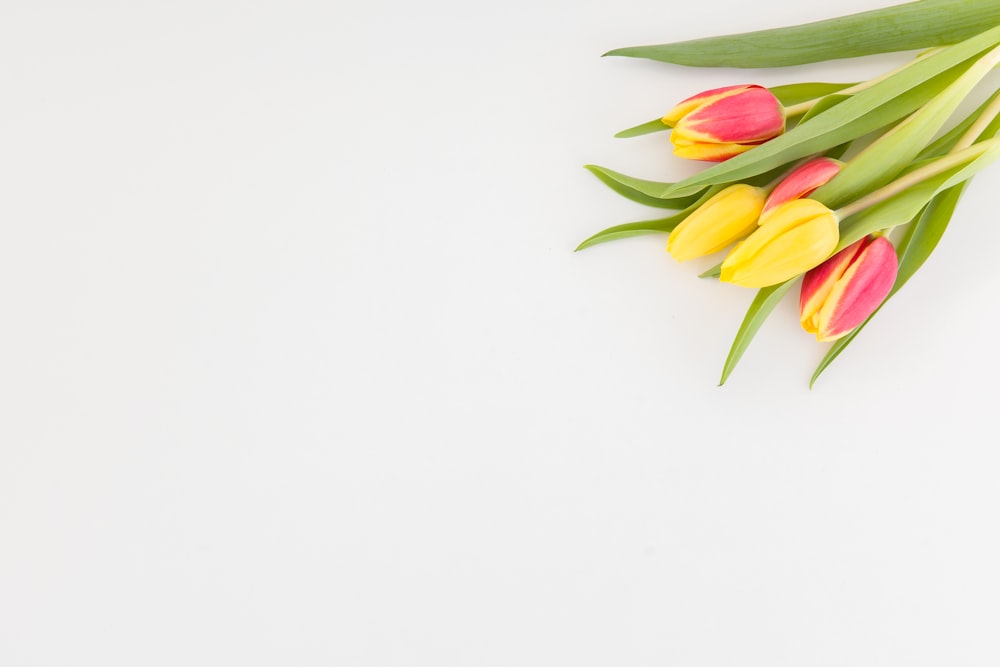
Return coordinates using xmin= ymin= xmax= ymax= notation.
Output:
xmin=2 ymin=1 xmax=999 ymax=665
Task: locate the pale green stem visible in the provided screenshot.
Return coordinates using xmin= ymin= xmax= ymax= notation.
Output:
xmin=952 ymin=91 xmax=1000 ymax=153
xmin=835 ymin=138 xmax=1000 ymax=219
xmin=784 ymin=48 xmax=945 ymax=118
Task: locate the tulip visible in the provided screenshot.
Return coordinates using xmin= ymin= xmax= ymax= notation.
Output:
xmin=719 ymin=198 xmax=838 ymax=288
xmin=667 ymin=184 xmax=766 ymax=261
xmin=761 ymin=157 xmax=843 ymax=220
xmin=663 ymin=85 xmax=785 ymax=162
xmin=799 ymin=235 xmax=898 ymax=341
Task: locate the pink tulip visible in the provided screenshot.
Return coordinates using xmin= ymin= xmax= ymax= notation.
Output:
xmin=761 ymin=157 xmax=843 ymax=220
xmin=663 ymin=85 xmax=785 ymax=161
xmin=799 ymin=236 xmax=899 ymax=342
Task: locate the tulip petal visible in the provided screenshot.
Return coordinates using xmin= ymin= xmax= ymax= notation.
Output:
xmin=762 ymin=157 xmax=844 ymax=220
xmin=720 ymin=199 xmax=839 ymax=288
xmin=671 ymin=137 xmax=757 ymax=161
xmin=661 ymin=85 xmax=750 ymax=126
xmin=816 ymin=237 xmax=898 ymax=341
xmin=667 ymin=185 xmax=765 ymax=261
xmin=677 ymin=86 xmax=785 ymax=144
xmin=799 ymin=239 xmax=866 ymax=333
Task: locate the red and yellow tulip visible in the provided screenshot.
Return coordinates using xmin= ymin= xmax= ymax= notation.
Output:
xmin=799 ymin=235 xmax=898 ymax=341
xmin=761 ymin=157 xmax=843 ymax=220
xmin=663 ymin=85 xmax=785 ymax=161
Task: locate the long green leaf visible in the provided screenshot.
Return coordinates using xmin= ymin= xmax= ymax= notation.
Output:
xmin=797 ymin=94 xmax=851 ymax=124
xmin=660 ymin=29 xmax=997 ymax=198
xmin=573 ymin=216 xmax=682 ymax=251
xmin=605 ymin=0 xmax=1000 ymax=68
xmin=837 ymin=139 xmax=1000 ymax=248
xmin=576 ymin=185 xmax=725 ymax=251
xmin=576 ymin=213 xmax=689 ymax=251
xmin=718 ymin=281 xmax=795 ymax=386
xmin=769 ymin=82 xmax=857 ymax=107
xmin=916 ymin=90 xmax=1000 ymax=159
xmin=813 ymin=44 xmax=1000 ymax=208
xmin=615 ymin=118 xmax=669 ymax=138
xmin=584 ymin=165 xmax=705 ymax=209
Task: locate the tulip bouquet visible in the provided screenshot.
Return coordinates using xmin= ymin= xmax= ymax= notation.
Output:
xmin=580 ymin=0 xmax=1000 ymax=386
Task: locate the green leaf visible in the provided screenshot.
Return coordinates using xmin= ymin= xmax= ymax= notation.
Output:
xmin=719 ymin=281 xmax=795 ymax=386
xmin=699 ymin=262 xmax=722 ymax=279
xmin=659 ymin=27 xmax=1000 ymax=198
xmin=584 ymin=165 xmax=706 ymax=209
xmin=837 ymin=138 xmax=1000 ymax=249
xmin=810 ymin=184 xmax=966 ymax=387
xmin=916 ymin=90 xmax=1000 ymax=159
xmin=797 ymin=94 xmax=851 ymax=124
xmin=574 ymin=214 xmax=685 ymax=251
xmin=893 ymin=185 xmax=964 ymax=288
xmin=615 ymin=118 xmax=669 ymax=138
xmin=575 ymin=186 xmax=725 ymax=251
xmin=813 ymin=44 xmax=1000 ymax=208
xmin=604 ymin=0 xmax=1000 ymax=68
xmin=769 ymin=82 xmax=857 ymax=107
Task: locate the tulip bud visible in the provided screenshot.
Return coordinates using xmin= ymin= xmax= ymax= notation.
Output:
xmin=663 ymin=85 xmax=785 ymax=162
xmin=799 ymin=235 xmax=898 ymax=342
xmin=761 ymin=157 xmax=843 ymax=220
xmin=667 ymin=184 xmax=766 ymax=262
xmin=719 ymin=199 xmax=839 ymax=288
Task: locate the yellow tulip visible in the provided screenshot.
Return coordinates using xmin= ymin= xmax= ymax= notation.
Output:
xmin=719 ymin=199 xmax=839 ymax=288
xmin=667 ymin=184 xmax=766 ymax=261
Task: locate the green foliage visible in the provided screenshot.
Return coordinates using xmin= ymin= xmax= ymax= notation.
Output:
xmin=604 ymin=0 xmax=1000 ymax=67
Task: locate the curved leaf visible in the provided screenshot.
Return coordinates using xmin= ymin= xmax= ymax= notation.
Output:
xmin=719 ymin=281 xmax=795 ymax=386
xmin=576 ymin=186 xmax=724 ymax=251
xmin=770 ymin=82 xmax=857 ymax=107
xmin=837 ymin=139 xmax=1000 ymax=249
xmin=813 ymin=45 xmax=1000 ymax=209
xmin=615 ymin=118 xmax=669 ymax=138
xmin=797 ymin=94 xmax=851 ymax=123
xmin=604 ymin=0 xmax=1000 ymax=68
xmin=584 ymin=164 xmax=705 ymax=209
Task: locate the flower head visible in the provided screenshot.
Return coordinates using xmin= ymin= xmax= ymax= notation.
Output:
xmin=799 ymin=235 xmax=898 ymax=341
xmin=761 ymin=157 xmax=843 ymax=220
xmin=663 ymin=85 xmax=785 ymax=161
xmin=667 ymin=184 xmax=766 ymax=261
xmin=720 ymin=198 xmax=839 ymax=288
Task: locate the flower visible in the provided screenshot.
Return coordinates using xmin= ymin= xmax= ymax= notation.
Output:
xmin=761 ymin=157 xmax=843 ymax=220
xmin=666 ymin=184 xmax=766 ymax=261
xmin=799 ymin=235 xmax=899 ymax=341
xmin=719 ymin=198 xmax=839 ymax=288
xmin=662 ymin=85 xmax=785 ymax=161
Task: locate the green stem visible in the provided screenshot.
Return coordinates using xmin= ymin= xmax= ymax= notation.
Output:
xmin=835 ymin=138 xmax=1000 ymax=219
xmin=952 ymin=91 xmax=1000 ymax=153
xmin=784 ymin=49 xmax=944 ymax=118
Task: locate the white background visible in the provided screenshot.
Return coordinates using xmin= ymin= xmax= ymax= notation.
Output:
xmin=2 ymin=1 xmax=999 ymax=665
